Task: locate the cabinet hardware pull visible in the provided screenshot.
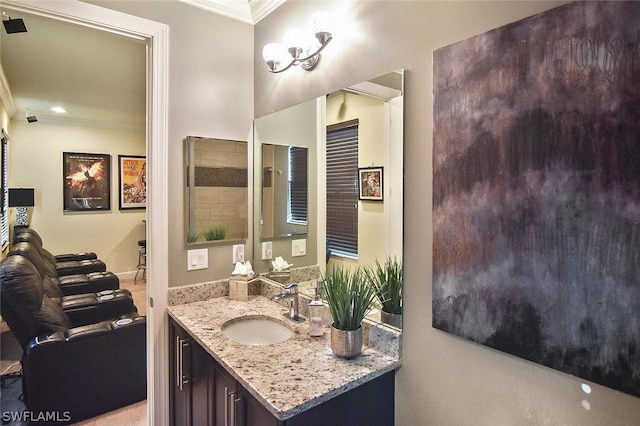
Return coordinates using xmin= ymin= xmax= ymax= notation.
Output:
xmin=177 ymin=337 xmax=190 ymax=390
xmin=234 ymin=394 xmax=243 ymax=426
xmin=230 ymin=390 xmax=236 ymax=426
xmin=175 ymin=336 xmax=181 ymax=389
xmin=224 ymin=387 xmax=232 ymax=426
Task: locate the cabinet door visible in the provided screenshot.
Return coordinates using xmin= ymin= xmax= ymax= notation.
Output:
xmin=191 ymin=342 xmax=213 ymax=425
xmin=243 ymin=388 xmax=280 ymax=426
xmin=169 ymin=319 xmax=192 ymax=426
xmin=213 ymin=361 xmax=240 ymax=426
xmin=285 ymin=370 xmax=395 ymax=426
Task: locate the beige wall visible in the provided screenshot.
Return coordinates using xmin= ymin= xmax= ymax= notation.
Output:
xmin=87 ymin=0 xmax=255 ymax=286
xmin=8 ymin=119 xmax=145 ymax=272
xmin=0 ymin=101 xmax=8 ymax=136
xmin=255 ymin=1 xmax=640 ymax=425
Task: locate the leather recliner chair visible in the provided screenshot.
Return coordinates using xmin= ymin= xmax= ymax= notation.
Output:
xmin=0 ymin=254 xmax=147 ymax=424
xmin=13 ymin=229 xmax=107 ymax=276
xmin=10 ymin=241 xmax=119 ymax=296
xmin=14 ymin=228 xmax=98 ymax=262
xmin=7 ymin=243 xmax=137 ymax=326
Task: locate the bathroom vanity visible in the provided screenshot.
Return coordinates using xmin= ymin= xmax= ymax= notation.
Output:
xmin=167 ymin=294 xmax=400 ymax=426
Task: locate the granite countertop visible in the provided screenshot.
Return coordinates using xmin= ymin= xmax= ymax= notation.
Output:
xmin=167 ymin=295 xmax=401 ymax=420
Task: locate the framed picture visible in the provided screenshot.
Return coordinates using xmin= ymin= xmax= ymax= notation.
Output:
xmin=358 ymin=167 xmax=383 ymax=201
xmin=118 ymin=155 xmax=146 ymax=209
xmin=63 ymin=152 xmax=110 ymax=211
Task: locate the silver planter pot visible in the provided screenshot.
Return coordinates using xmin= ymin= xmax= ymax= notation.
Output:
xmin=331 ymin=325 xmax=363 ymax=358
xmin=380 ymin=310 xmax=402 ymax=329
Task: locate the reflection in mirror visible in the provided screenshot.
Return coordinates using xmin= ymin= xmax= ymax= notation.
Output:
xmin=325 ymin=70 xmax=404 ymax=329
xmin=261 ymin=144 xmax=308 ymax=239
xmin=253 ymin=70 xmax=404 ymax=330
xmin=184 ymin=136 xmax=248 ymax=244
xmin=254 ymin=98 xmax=318 ymax=279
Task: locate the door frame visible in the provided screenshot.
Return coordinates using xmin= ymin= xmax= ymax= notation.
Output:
xmin=2 ymin=1 xmax=170 ymax=423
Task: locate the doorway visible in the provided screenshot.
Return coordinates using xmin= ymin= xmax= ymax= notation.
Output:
xmin=0 ymin=1 xmax=170 ymax=423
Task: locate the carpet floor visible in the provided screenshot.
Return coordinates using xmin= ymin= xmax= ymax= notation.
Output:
xmin=1 ymin=278 xmax=147 ymax=425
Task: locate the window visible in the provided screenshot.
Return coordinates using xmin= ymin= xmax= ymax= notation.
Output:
xmin=326 ymin=120 xmax=359 ymax=258
xmin=287 ymin=146 xmax=308 ymax=224
xmin=1 ymin=129 xmax=9 ymax=250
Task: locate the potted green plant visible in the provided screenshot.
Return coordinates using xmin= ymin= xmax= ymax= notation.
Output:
xmin=203 ymin=225 xmax=226 ymax=241
xmin=323 ymin=266 xmax=377 ymax=358
xmin=186 ymin=229 xmax=200 ymax=243
xmin=363 ymin=256 xmax=403 ymax=328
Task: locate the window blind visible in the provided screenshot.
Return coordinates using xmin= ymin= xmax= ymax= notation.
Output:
xmin=1 ymin=130 xmax=9 ymax=250
xmin=288 ymin=146 xmax=308 ymax=224
xmin=326 ymin=120 xmax=359 ymax=258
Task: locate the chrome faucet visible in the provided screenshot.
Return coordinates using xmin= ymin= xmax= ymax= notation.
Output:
xmin=272 ymin=283 xmax=300 ymax=322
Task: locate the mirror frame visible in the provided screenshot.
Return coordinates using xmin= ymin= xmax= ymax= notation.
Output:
xmin=184 ymin=135 xmax=249 ymax=246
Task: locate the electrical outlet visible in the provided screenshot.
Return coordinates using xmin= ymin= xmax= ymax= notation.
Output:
xmin=261 ymin=241 xmax=272 ymax=260
xmin=291 ymin=239 xmax=306 ymax=257
xmin=187 ymin=248 xmax=208 ymax=271
xmin=232 ymin=244 xmax=245 ymax=263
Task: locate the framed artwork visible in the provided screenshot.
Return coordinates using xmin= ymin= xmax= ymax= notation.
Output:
xmin=358 ymin=167 xmax=383 ymax=201
xmin=118 ymin=155 xmax=146 ymax=209
xmin=432 ymin=2 xmax=640 ymax=398
xmin=63 ymin=152 xmax=110 ymax=211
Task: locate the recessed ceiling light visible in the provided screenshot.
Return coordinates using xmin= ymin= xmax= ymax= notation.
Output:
xmin=51 ymin=106 xmax=66 ymax=113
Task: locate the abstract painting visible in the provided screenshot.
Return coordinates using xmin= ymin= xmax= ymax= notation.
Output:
xmin=432 ymin=2 xmax=640 ymax=398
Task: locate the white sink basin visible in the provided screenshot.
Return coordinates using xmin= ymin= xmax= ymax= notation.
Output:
xmin=221 ymin=315 xmax=294 ymax=346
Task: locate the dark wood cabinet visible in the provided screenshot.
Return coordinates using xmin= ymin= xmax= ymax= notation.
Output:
xmin=170 ymin=317 xmax=212 ymax=425
xmin=169 ymin=317 xmax=394 ymax=426
xmin=169 ymin=317 xmax=191 ymax=426
xmin=191 ymin=341 xmax=214 ymax=425
xmin=213 ymin=358 xmax=243 ymax=425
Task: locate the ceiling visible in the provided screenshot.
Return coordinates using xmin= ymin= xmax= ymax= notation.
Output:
xmin=0 ymin=0 xmax=283 ymax=130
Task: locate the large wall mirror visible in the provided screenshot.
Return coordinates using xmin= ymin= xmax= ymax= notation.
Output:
xmin=254 ymin=70 xmax=404 ymax=329
xmin=184 ymin=136 xmax=249 ymax=245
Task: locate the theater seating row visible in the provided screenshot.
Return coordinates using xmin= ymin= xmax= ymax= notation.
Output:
xmin=0 ymin=228 xmax=146 ymax=424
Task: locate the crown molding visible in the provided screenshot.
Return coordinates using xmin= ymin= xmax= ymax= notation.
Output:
xmin=0 ymin=64 xmax=18 ymax=120
xmin=8 ymin=111 xmax=145 ymax=132
xmin=178 ymin=0 xmax=285 ymax=24
xmin=250 ymin=0 xmax=287 ymax=24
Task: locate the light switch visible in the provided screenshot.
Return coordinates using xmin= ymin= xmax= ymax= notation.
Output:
xmin=291 ymin=239 xmax=306 ymax=257
xmin=262 ymin=241 xmax=272 ymax=260
xmin=232 ymin=244 xmax=245 ymax=263
xmin=187 ymin=248 xmax=208 ymax=271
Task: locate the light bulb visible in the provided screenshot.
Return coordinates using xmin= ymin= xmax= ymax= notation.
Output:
xmin=312 ymin=11 xmax=333 ymax=35
xmin=262 ymin=43 xmax=285 ymax=62
xmin=284 ymin=28 xmax=307 ymax=51
xmin=262 ymin=43 xmax=288 ymax=72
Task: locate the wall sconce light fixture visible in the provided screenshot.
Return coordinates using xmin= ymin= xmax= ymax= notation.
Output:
xmin=262 ymin=11 xmax=333 ymax=73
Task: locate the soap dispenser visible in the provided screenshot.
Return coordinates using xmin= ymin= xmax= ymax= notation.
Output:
xmin=309 ymin=283 xmax=324 ymax=336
